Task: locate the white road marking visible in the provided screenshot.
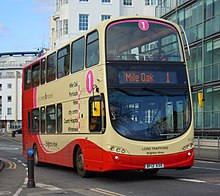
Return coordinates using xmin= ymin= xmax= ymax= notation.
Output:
xmin=12 ymin=188 xmax=22 ymax=196
xmin=196 ymin=160 xmax=216 ymax=164
xmin=178 ymin=178 xmax=206 ymax=183
xmin=36 ymin=183 xmax=63 ymax=191
xmin=0 ymin=191 xmax=11 ymax=195
xmin=90 ymin=188 xmax=126 ymax=196
xmin=193 ymin=166 xmax=220 ymax=171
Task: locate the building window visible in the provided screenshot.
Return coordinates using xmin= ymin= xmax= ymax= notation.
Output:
xmin=7 ymin=83 xmax=12 ymax=89
xmin=102 ymin=0 xmax=111 ymax=3
xmin=63 ymin=0 xmax=68 ymax=4
xmin=63 ymin=19 xmax=68 ymax=35
xmin=79 ymin=0 xmax=89 ymax=2
xmin=123 ymin=0 xmax=132 ymax=6
xmin=101 ymin=15 xmax=111 ymax=21
xmin=0 ymin=84 xmax=2 ymax=91
xmin=59 ymin=20 xmax=62 ymax=37
xmin=56 ymin=20 xmax=59 ymax=39
xmin=145 ymin=0 xmax=157 ymax=6
xmin=7 ymin=96 xmax=12 ymax=102
xmin=79 ymin=14 xmax=89 ymax=31
xmin=7 ymin=108 xmax=12 ymax=115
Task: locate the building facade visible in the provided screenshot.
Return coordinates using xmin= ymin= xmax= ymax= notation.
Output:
xmin=156 ymin=0 xmax=220 ymax=135
xmin=51 ymin=0 xmax=158 ymax=50
xmin=0 ymin=52 xmax=38 ymax=131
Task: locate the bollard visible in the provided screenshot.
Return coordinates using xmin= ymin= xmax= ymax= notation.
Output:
xmin=12 ymin=131 xmax=15 ymax=137
xmin=27 ymin=148 xmax=35 ymax=188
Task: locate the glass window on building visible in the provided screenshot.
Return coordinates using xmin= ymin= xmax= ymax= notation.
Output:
xmin=59 ymin=20 xmax=62 ymax=37
xmin=63 ymin=0 xmax=68 ymax=4
xmin=79 ymin=0 xmax=89 ymax=2
xmin=7 ymin=83 xmax=12 ymax=89
xmin=7 ymin=96 xmax=12 ymax=102
xmin=188 ymin=45 xmax=203 ymax=85
xmin=0 ymin=84 xmax=2 ymax=91
xmin=63 ymin=19 xmax=68 ymax=35
xmin=145 ymin=0 xmax=157 ymax=5
xmin=205 ymin=0 xmax=213 ymax=20
xmin=123 ymin=0 xmax=132 ymax=6
xmin=101 ymin=15 xmax=111 ymax=21
xmin=213 ymin=86 xmax=220 ymax=128
xmin=204 ymin=38 xmax=220 ymax=82
xmin=7 ymin=108 xmax=12 ymax=115
xmin=79 ymin=14 xmax=89 ymax=31
xmin=102 ymin=0 xmax=111 ymax=3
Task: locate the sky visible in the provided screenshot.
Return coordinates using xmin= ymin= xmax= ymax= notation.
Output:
xmin=0 ymin=0 xmax=54 ymax=52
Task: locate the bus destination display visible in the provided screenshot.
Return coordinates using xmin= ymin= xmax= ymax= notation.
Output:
xmin=118 ymin=71 xmax=177 ymax=84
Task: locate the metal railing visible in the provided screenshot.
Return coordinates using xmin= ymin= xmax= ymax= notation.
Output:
xmin=194 ymin=136 xmax=220 ymax=161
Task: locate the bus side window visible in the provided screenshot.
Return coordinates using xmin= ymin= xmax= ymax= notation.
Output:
xmin=40 ymin=107 xmax=46 ymax=134
xmin=24 ymin=67 xmax=32 ymax=90
xmin=46 ymin=105 xmax=56 ymax=134
xmin=41 ymin=58 xmax=46 ymax=84
xmin=32 ymin=108 xmax=39 ymax=134
xmin=28 ymin=111 xmax=31 ymax=134
xmin=86 ymin=31 xmax=99 ymax=67
xmin=71 ymin=37 xmax=85 ymax=73
xmin=32 ymin=62 xmax=40 ymax=87
xmin=46 ymin=52 xmax=56 ymax=83
xmin=57 ymin=45 xmax=70 ymax=78
xmin=57 ymin=103 xmax=62 ymax=133
xmin=89 ymin=95 xmax=106 ymax=132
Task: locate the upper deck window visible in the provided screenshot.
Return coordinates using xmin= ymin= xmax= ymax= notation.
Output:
xmin=106 ymin=19 xmax=183 ymax=62
xmin=24 ymin=67 xmax=32 ymax=90
xmin=86 ymin=31 xmax=99 ymax=67
xmin=32 ymin=62 xmax=40 ymax=87
xmin=57 ymin=44 xmax=70 ymax=79
xmin=46 ymin=52 xmax=56 ymax=83
xmin=71 ymin=37 xmax=85 ymax=73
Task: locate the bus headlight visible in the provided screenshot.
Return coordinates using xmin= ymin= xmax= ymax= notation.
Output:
xmin=182 ymin=143 xmax=194 ymax=151
xmin=108 ymin=145 xmax=127 ymax=154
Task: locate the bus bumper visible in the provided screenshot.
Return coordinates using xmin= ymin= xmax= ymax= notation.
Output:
xmin=86 ymin=149 xmax=194 ymax=172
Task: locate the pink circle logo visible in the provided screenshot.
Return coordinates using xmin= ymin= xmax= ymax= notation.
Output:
xmin=86 ymin=70 xmax=94 ymax=94
xmin=138 ymin=20 xmax=149 ymax=31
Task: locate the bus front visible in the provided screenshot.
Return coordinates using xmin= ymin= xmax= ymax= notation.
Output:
xmin=105 ymin=18 xmax=194 ymax=172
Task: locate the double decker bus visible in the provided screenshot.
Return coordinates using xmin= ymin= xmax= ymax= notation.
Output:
xmin=22 ymin=16 xmax=194 ymax=177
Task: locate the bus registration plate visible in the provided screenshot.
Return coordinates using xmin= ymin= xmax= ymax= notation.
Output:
xmin=145 ymin=163 xmax=164 ymax=169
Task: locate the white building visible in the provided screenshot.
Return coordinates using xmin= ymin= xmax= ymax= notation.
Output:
xmin=0 ymin=52 xmax=38 ymax=131
xmin=51 ymin=0 xmax=158 ymax=50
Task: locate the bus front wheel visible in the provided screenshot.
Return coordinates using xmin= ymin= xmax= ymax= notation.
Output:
xmin=33 ymin=146 xmax=40 ymax=166
xmin=76 ymin=147 xmax=89 ymax=178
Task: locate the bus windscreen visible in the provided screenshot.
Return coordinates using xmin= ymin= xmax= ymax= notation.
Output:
xmin=106 ymin=19 xmax=183 ymax=62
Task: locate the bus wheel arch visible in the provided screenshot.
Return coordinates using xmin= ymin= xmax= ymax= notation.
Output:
xmin=74 ymin=145 xmax=91 ymax=178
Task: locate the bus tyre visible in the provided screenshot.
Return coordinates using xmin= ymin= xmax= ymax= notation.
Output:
xmin=76 ymin=147 xmax=89 ymax=178
xmin=33 ymin=146 xmax=40 ymax=166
